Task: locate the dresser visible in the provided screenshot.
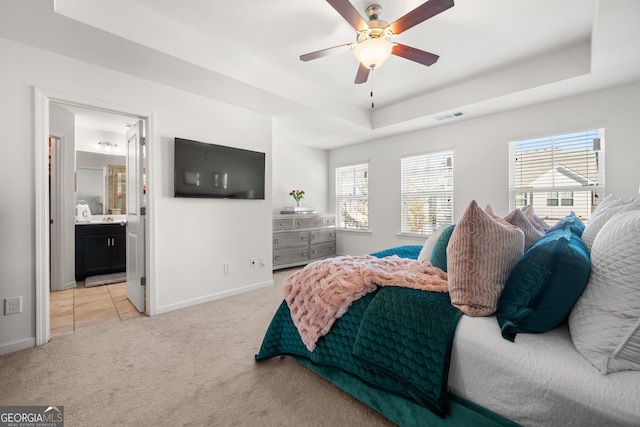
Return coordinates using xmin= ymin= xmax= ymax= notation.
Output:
xmin=273 ymin=213 xmax=336 ymax=270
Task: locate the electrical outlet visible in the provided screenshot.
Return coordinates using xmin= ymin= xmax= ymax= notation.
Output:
xmin=249 ymin=258 xmax=256 ymax=269
xmin=259 ymin=257 xmax=266 ymax=268
xmin=5 ymin=296 xmax=22 ymax=315
xmin=223 ymin=263 xmax=231 ymax=274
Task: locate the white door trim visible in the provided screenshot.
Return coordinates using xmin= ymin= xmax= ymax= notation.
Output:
xmin=34 ymin=87 xmax=157 ymax=346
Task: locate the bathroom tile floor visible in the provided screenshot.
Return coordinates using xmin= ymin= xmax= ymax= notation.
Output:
xmin=50 ymin=282 xmax=143 ymax=337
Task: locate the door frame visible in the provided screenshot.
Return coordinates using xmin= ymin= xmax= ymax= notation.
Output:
xmin=34 ymin=87 xmax=157 ymax=346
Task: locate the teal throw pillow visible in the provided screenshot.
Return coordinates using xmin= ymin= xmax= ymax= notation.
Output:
xmin=547 ymin=211 xmax=585 ymax=236
xmin=429 ymin=224 xmax=455 ymax=271
xmin=496 ymin=226 xmax=591 ymax=342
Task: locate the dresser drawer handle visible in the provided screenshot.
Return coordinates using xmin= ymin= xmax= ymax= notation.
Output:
xmin=301 ymin=235 xmax=307 ymax=241
xmin=274 ymin=238 xmax=280 ymax=243
xmin=280 ymin=222 xmax=285 ymax=226
xmin=312 ymin=233 xmax=317 ymax=239
xmin=302 ymin=251 xmax=307 ymax=256
xmin=312 ymin=249 xmax=318 ymax=254
xmin=275 ymin=255 xmax=280 ymax=260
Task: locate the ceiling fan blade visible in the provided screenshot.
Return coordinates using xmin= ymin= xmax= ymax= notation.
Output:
xmin=354 ymin=63 xmax=370 ymax=84
xmin=300 ymin=43 xmax=354 ymax=62
xmin=326 ymin=0 xmax=368 ymax=31
xmin=390 ymin=0 xmax=454 ymax=34
xmin=392 ymin=44 xmax=439 ymax=66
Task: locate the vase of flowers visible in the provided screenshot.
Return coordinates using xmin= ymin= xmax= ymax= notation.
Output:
xmin=290 ymin=189 xmax=305 ymax=207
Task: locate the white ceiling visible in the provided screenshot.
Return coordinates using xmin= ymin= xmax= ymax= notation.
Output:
xmin=2 ymin=0 xmax=640 ymax=149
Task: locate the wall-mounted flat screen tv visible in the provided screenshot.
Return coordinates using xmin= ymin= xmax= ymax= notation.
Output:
xmin=174 ymin=137 xmax=265 ymax=199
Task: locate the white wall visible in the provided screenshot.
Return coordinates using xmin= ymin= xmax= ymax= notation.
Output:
xmin=272 ymin=140 xmax=329 ymax=213
xmin=329 ymin=81 xmax=640 ymax=257
xmin=0 ymin=37 xmax=273 ymax=354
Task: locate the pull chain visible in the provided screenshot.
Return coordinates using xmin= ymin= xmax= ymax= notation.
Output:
xmin=370 ymin=69 xmax=375 ymax=109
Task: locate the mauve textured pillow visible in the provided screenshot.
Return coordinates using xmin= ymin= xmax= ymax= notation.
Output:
xmin=569 ymin=210 xmax=640 ymax=374
xmin=496 ymin=226 xmax=591 ymax=342
xmin=522 ymin=205 xmax=550 ymax=233
xmin=504 ymin=208 xmax=544 ymax=251
xmin=429 ymin=224 xmax=456 ymax=272
xmin=446 ymin=201 xmax=524 ymax=316
xmin=581 ymin=196 xmax=640 ymax=249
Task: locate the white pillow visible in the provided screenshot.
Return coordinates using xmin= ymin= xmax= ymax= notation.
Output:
xmin=582 ymin=196 xmax=640 ymax=249
xmin=417 ymin=225 xmax=447 ymax=264
xmin=569 ymin=210 xmax=640 ymax=374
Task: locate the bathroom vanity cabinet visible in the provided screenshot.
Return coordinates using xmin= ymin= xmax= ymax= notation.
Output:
xmin=75 ymin=223 xmax=126 ymax=281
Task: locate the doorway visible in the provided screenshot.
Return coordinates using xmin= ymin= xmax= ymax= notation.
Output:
xmin=35 ymin=88 xmax=154 ymax=346
xmin=50 ymin=104 xmax=144 ymax=336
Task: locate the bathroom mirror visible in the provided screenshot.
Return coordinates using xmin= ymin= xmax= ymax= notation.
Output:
xmin=76 ymin=167 xmax=105 ymax=215
xmin=76 ymin=151 xmax=126 ymax=215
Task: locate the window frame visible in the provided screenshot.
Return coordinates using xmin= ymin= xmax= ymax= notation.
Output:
xmin=400 ymin=150 xmax=454 ymax=236
xmin=509 ymin=129 xmax=605 ymax=224
xmin=335 ymin=162 xmax=369 ymax=231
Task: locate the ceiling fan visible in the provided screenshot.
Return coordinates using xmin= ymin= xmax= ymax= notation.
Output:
xmin=300 ymin=0 xmax=454 ymax=84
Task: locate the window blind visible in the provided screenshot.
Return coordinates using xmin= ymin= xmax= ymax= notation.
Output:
xmin=401 ymin=151 xmax=453 ymax=235
xmin=336 ymin=163 xmax=369 ymax=230
xmin=509 ymin=129 xmax=605 ymax=224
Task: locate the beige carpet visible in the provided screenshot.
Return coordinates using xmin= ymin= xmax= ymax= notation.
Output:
xmin=0 ymin=269 xmax=395 ymax=426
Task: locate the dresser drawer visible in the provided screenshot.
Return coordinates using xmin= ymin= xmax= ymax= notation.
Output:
xmin=273 ymin=218 xmax=294 ymax=230
xmin=321 ymin=216 xmax=336 ymax=227
xmin=293 ymin=216 xmax=322 ymax=229
xmin=310 ymin=242 xmax=336 ymax=260
xmin=273 ymin=231 xmax=309 ymax=247
xmin=274 ymin=247 xmax=310 ymax=265
xmin=310 ymin=229 xmax=336 ymax=244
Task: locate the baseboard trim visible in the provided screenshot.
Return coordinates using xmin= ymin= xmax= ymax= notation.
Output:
xmin=155 ymin=279 xmax=274 ymax=315
xmin=0 ymin=337 xmax=36 ymax=356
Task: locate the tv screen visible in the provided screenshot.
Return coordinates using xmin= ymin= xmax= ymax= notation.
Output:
xmin=174 ymin=137 xmax=265 ymax=199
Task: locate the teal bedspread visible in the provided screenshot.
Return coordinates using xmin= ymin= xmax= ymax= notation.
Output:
xmin=256 ymin=285 xmax=462 ymax=416
xmin=369 ymin=245 xmax=422 ymax=260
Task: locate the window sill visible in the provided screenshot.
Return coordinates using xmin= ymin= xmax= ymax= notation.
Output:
xmin=396 ymin=233 xmax=428 ymax=240
xmin=336 ymin=228 xmax=372 ymax=235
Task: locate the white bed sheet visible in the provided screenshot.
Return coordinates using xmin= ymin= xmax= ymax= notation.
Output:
xmin=448 ymin=315 xmax=640 ymax=427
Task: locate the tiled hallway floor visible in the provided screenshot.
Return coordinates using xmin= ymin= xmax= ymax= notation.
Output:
xmin=50 ymin=282 xmax=143 ymax=337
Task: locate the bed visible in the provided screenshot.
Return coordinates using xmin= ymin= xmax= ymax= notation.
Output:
xmin=256 ymin=199 xmax=640 ymax=426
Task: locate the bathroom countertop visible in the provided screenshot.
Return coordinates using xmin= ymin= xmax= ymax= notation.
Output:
xmin=75 ymin=215 xmax=127 ymax=225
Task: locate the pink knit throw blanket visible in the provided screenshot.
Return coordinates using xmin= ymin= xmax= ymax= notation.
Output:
xmin=284 ymin=255 xmax=448 ymax=351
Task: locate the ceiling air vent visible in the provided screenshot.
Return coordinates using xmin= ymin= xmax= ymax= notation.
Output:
xmin=434 ymin=112 xmax=464 ymax=121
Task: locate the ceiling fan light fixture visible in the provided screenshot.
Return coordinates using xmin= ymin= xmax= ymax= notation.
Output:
xmin=355 ymin=37 xmax=392 ymax=69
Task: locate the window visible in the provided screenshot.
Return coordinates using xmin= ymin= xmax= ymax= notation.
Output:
xmin=515 ymin=192 xmax=529 ymax=208
xmin=546 ymin=192 xmax=559 ymax=207
xmin=336 ymin=163 xmax=369 ymax=230
xmin=509 ymin=129 xmax=605 ymax=225
xmin=401 ymin=151 xmax=453 ymax=235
